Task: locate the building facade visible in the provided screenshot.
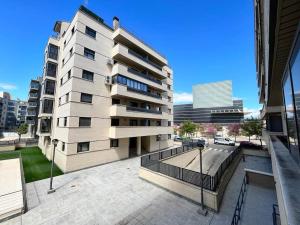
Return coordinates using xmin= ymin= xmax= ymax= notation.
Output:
xmin=36 ymin=6 xmax=173 ymax=172
xmin=255 ymin=0 xmax=300 ymax=224
xmin=0 ymin=92 xmax=28 ymax=131
xmin=174 ymin=100 xmax=244 ymax=124
xmin=193 ymin=80 xmax=233 ymax=108
xmin=174 ymin=81 xmax=244 ymax=124
xmin=26 ymin=77 xmax=42 ymax=137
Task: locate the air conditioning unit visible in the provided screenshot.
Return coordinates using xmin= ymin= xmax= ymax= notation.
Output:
xmin=107 ymin=59 xmax=113 ymax=65
xmin=105 ymin=76 xmax=112 ymax=85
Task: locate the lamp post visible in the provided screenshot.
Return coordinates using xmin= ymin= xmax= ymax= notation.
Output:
xmin=197 ymin=141 xmax=208 ymax=216
xmin=48 ymin=138 xmax=58 ymax=194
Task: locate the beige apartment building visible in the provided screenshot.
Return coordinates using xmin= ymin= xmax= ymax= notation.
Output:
xmin=36 ymin=6 xmax=174 ymax=172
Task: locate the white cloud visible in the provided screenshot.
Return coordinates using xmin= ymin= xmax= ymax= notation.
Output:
xmin=174 ymin=92 xmax=193 ymax=104
xmin=0 ymin=83 xmax=17 ymax=90
xmin=244 ymin=107 xmax=261 ymax=119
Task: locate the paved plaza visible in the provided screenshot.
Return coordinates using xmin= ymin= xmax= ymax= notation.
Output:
xmin=3 ymin=155 xmax=276 ymax=225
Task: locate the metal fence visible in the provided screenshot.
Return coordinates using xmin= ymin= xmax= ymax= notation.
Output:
xmin=231 ymin=175 xmax=247 ymax=225
xmin=141 ymin=142 xmax=241 ymax=191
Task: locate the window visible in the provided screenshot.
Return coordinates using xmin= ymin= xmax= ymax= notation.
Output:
xmin=168 ymin=134 xmax=171 ymax=140
xmin=62 ymin=142 xmax=65 ymax=151
xmin=68 ymin=70 xmax=71 ymax=79
xmin=57 ymin=118 xmax=59 ymax=126
xmin=112 ymin=98 xmax=120 ymax=105
xmin=71 ymin=27 xmax=75 ymax=35
xmin=60 ymin=78 xmax=63 ymax=86
xmin=48 ymin=44 xmax=58 ymax=60
xmin=156 ymin=135 xmax=161 ymax=141
xmin=168 ymin=108 xmax=172 ymax=114
xmin=77 ymin=142 xmax=89 ymax=152
xmin=168 ymin=121 xmax=171 ymax=126
xmin=110 ymin=139 xmax=119 ymax=147
xmin=111 ymin=119 xmax=119 ymax=126
xmin=46 ymin=62 xmax=57 ymax=77
xmin=156 ymin=121 xmax=161 ymax=126
xmin=130 ymin=120 xmax=138 ymax=126
xmin=69 ymin=47 xmax=73 ymax=56
xmin=62 ymin=59 xmax=65 ymax=66
xmin=84 ymin=48 xmax=95 ymax=60
xmin=82 ymin=70 xmax=94 ymax=81
xmin=85 ymin=26 xmax=96 ymax=38
xmin=44 ymin=80 xmax=55 ymax=95
xmin=66 ymin=93 xmax=69 ymax=103
xmin=80 ymin=93 xmax=92 ymax=103
xmin=79 ymin=117 xmax=91 ymax=127
xmin=59 ymin=97 xmax=61 ymax=105
xmin=42 ymin=99 xmax=53 ymax=113
xmin=168 ymin=85 xmax=171 ymax=90
xmin=64 ymin=40 xmax=66 ymax=47
xmin=64 ymin=117 xmax=67 ymax=126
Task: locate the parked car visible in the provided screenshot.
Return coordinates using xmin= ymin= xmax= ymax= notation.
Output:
xmin=191 ymin=138 xmax=207 ymax=147
xmin=214 ymin=137 xmax=235 ymax=146
xmin=173 ymin=135 xmax=183 ymax=142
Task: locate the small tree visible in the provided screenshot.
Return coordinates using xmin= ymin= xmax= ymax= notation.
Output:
xmin=16 ymin=123 xmax=28 ymax=142
xmin=180 ymin=121 xmax=197 ymax=138
xmin=228 ymin=124 xmax=241 ymax=142
xmin=197 ymin=123 xmax=205 ymax=137
xmin=241 ymin=118 xmax=262 ymax=142
xmin=204 ymin=123 xmax=217 ymax=138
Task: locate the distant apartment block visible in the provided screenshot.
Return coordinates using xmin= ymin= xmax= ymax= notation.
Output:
xmin=174 ymin=81 xmax=243 ymax=124
xmin=0 ymin=92 xmax=28 ymax=131
xmin=36 ymin=6 xmax=174 ymax=172
xmin=255 ymin=0 xmax=300 ymax=224
xmin=26 ymin=77 xmax=42 ymax=137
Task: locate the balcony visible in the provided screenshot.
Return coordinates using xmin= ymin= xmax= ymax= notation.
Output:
xmin=38 ymin=118 xmax=51 ymax=136
xmin=28 ymin=102 xmax=38 ymax=108
xmin=109 ymin=126 xmax=173 ymax=138
xmin=111 ymin=84 xmax=166 ymax=105
xmin=112 ymin=43 xmax=167 ymax=78
xmin=110 ymin=104 xmax=169 ymax=120
xmin=127 ymin=68 xmax=162 ymax=85
xmin=28 ymin=93 xmax=38 ymax=100
xmin=112 ymin=27 xmax=168 ymax=66
xmin=30 ymin=82 xmax=40 ymax=90
xmin=27 ymin=111 xmax=37 ymax=116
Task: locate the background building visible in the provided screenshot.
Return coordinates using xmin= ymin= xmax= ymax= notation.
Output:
xmin=255 ymin=0 xmax=300 ymax=224
xmin=174 ymin=81 xmax=244 ymax=124
xmin=36 ymin=6 xmax=173 ymax=172
xmin=193 ymin=80 xmax=233 ymax=108
xmin=0 ymin=92 xmax=28 ymax=131
xmin=26 ymin=77 xmax=42 ymax=137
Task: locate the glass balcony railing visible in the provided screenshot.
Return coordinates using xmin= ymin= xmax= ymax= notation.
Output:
xmin=127 ymin=68 xmax=162 ymax=85
xmin=128 ymin=49 xmax=162 ymax=71
xmin=126 ymin=106 xmax=162 ymax=114
xmin=28 ymin=102 xmax=37 ymax=107
xmin=127 ymin=87 xmax=162 ymax=99
xmin=29 ymin=93 xmax=38 ymax=98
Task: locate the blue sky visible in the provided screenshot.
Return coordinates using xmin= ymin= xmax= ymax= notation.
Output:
xmin=0 ymin=0 xmax=259 ymax=114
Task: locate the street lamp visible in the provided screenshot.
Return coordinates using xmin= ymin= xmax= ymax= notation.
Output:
xmin=197 ymin=141 xmax=208 ymax=216
xmin=48 ymin=138 xmax=58 ymax=194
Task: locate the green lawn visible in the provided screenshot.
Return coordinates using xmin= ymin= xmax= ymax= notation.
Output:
xmin=0 ymin=147 xmax=63 ymax=183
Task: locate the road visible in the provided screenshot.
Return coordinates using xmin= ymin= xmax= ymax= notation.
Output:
xmin=162 ymin=144 xmax=237 ymax=176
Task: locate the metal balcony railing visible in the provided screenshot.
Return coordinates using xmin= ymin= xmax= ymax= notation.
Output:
xmin=128 ymin=68 xmax=162 ymax=85
xmin=126 ymin=106 xmax=162 ymax=114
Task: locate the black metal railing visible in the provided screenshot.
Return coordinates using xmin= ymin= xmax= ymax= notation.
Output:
xmin=231 ymin=175 xmax=247 ymax=225
xmin=128 ymin=68 xmax=162 ymax=85
xmin=273 ymin=204 xmax=280 ymax=225
xmin=141 ymin=142 xmax=241 ymax=191
xmin=126 ymin=106 xmax=162 ymax=114
xmin=127 ymin=87 xmax=162 ymax=99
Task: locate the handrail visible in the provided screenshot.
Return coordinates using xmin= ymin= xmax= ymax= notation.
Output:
xmin=126 ymin=105 xmax=162 ymax=114
xmin=231 ymin=175 xmax=247 ymax=225
xmin=127 ymin=87 xmax=162 ymax=99
xmin=128 ymin=68 xmax=162 ymax=85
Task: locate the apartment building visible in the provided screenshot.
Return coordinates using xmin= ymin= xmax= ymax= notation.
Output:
xmin=255 ymin=0 xmax=300 ymax=224
xmin=0 ymin=92 xmax=28 ymax=131
xmin=37 ymin=6 xmax=174 ymax=172
xmin=26 ymin=77 xmax=42 ymax=137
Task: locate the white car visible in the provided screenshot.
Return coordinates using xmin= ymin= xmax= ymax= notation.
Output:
xmin=214 ymin=137 xmax=235 ymax=146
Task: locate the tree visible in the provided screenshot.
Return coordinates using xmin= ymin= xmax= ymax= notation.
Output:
xmin=241 ymin=118 xmax=262 ymax=142
xmin=16 ymin=123 xmax=28 ymax=142
xmin=180 ymin=121 xmax=197 ymax=137
xmin=204 ymin=123 xmax=217 ymax=138
xmin=197 ymin=123 xmax=205 ymax=136
xmin=228 ymin=124 xmax=241 ymax=142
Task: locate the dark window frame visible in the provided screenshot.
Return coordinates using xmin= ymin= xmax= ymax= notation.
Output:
xmin=85 ymin=26 xmax=96 ymax=38
xmin=84 ymin=47 xmax=95 ymax=60
xmin=79 ymin=117 xmax=91 ymax=127
xmin=110 ymin=139 xmax=119 ymax=148
xmin=80 ymin=93 xmax=93 ymax=103
xmin=77 ymin=142 xmax=90 ymax=153
xmin=82 ymin=69 xmax=94 ymax=81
